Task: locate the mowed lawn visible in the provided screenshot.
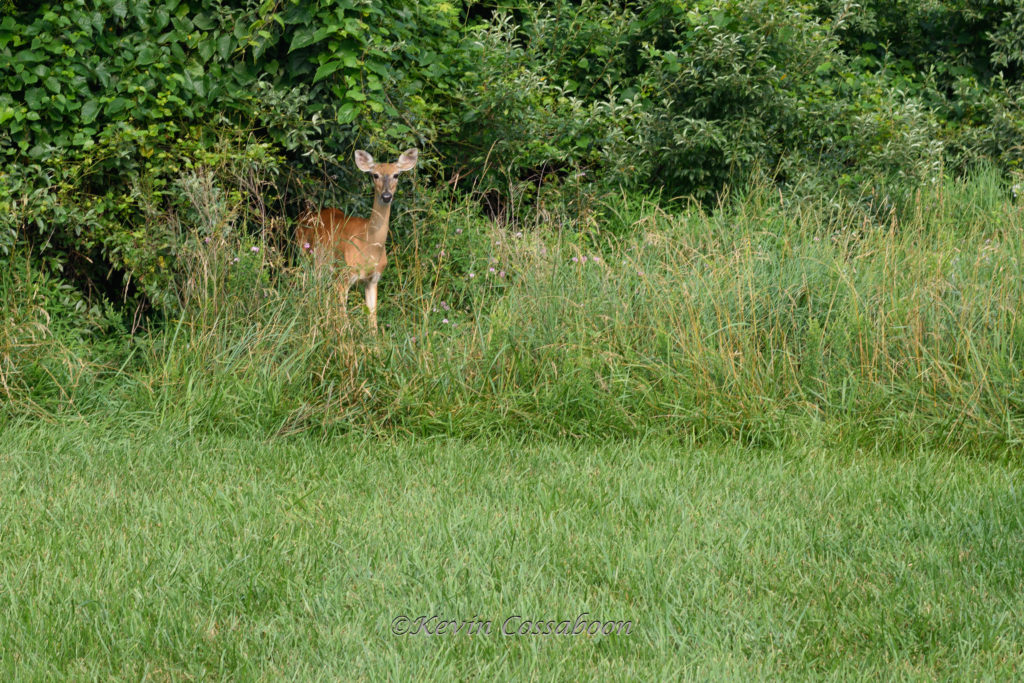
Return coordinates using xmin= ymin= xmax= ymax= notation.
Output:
xmin=1 ymin=421 xmax=1021 ymax=679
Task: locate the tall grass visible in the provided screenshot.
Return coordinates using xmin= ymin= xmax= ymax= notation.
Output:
xmin=4 ymin=170 xmax=1021 ymax=452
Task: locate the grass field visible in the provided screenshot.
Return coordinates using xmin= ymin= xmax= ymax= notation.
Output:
xmin=2 ymin=172 xmax=1022 ymax=678
xmin=1 ymin=421 xmax=1021 ymax=679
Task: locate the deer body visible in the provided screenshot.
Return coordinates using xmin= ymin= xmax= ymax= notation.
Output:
xmin=297 ymin=148 xmax=418 ymax=331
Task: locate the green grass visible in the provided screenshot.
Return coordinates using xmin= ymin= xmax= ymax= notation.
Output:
xmin=1 ymin=421 xmax=1021 ymax=679
xmin=6 ymin=171 xmax=1021 ymax=451
xmin=2 ymin=172 xmax=1022 ymax=677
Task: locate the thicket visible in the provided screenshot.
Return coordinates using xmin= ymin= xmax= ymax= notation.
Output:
xmin=3 ymin=0 xmax=1024 ymax=319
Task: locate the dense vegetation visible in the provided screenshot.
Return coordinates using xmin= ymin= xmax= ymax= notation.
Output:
xmin=3 ymin=0 xmax=1023 ymax=319
xmin=1 ymin=1 xmax=1021 ymax=449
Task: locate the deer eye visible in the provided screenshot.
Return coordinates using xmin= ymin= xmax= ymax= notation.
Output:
xmin=372 ymin=173 xmax=380 ymax=179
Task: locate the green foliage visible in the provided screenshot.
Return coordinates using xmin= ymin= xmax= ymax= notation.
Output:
xmin=2 ymin=0 xmax=1023 ymax=324
xmin=0 ymin=0 xmax=464 ymax=318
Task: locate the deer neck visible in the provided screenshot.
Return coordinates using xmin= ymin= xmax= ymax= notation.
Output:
xmin=363 ymin=197 xmax=392 ymax=246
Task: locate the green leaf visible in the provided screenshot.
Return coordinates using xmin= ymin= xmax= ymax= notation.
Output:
xmin=112 ymin=1 xmax=128 ymax=19
xmin=24 ymin=88 xmax=45 ymax=110
xmin=337 ymin=102 xmax=358 ymax=123
xmin=106 ymin=97 xmax=131 ymax=114
xmin=313 ymin=59 xmax=345 ymax=83
xmin=346 ymin=87 xmax=366 ymax=102
xmin=198 ymin=40 xmax=214 ymax=62
xmin=137 ymin=45 xmax=158 ymax=65
xmin=153 ymin=9 xmax=170 ymax=31
xmin=192 ymin=13 xmax=215 ymax=31
xmin=288 ymin=29 xmax=316 ymax=52
xmin=81 ymin=99 xmax=100 ymax=123
xmin=15 ymin=50 xmax=44 ymax=63
xmin=217 ymin=34 xmax=232 ymax=61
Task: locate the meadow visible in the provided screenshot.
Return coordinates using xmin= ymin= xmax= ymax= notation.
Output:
xmin=1 ymin=169 xmax=1022 ymax=678
xmin=1 ymin=424 xmax=1022 ymax=679
xmin=3 ymin=0 xmax=1024 ymax=677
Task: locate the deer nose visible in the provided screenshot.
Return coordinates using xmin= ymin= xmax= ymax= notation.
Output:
xmin=381 ymin=192 xmax=393 ymax=203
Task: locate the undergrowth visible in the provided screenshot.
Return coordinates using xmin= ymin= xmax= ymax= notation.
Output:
xmin=3 ymin=170 xmax=1021 ymax=454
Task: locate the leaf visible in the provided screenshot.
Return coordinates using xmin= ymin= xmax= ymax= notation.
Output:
xmin=198 ymin=40 xmax=214 ymax=62
xmin=288 ymin=29 xmax=315 ymax=52
xmin=153 ymin=9 xmax=170 ymax=31
xmin=81 ymin=99 xmax=100 ymax=123
xmin=14 ymin=50 xmax=44 ymax=63
xmin=313 ymin=59 xmax=345 ymax=83
xmin=217 ymin=34 xmax=232 ymax=61
xmin=24 ymin=87 xmax=45 ymax=110
xmin=337 ymin=102 xmax=358 ymax=123
xmin=112 ymin=1 xmax=128 ymax=19
xmin=137 ymin=45 xmax=158 ymax=65
xmin=106 ymin=97 xmax=131 ymax=114
xmin=346 ymin=87 xmax=366 ymax=101
xmin=192 ymin=13 xmax=215 ymax=31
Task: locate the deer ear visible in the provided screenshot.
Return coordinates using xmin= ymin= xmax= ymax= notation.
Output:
xmin=395 ymin=148 xmax=419 ymax=172
xmin=354 ymin=150 xmax=375 ymax=172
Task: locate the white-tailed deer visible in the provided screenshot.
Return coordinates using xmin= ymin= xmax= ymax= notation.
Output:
xmin=297 ymin=148 xmax=419 ymax=332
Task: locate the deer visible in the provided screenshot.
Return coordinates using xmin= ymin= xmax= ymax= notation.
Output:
xmin=297 ymin=148 xmax=419 ymax=332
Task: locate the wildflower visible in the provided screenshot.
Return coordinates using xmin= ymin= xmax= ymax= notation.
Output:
xmin=442 ymin=318 xmax=449 ymax=324
xmin=495 ymin=240 xmax=501 ymax=246
xmin=592 ymin=256 xmax=600 ymax=262
xmin=232 ymin=257 xmax=239 ymax=263
xmin=251 ymin=246 xmax=259 ymax=252
xmin=489 ymin=267 xmax=496 ymax=273
xmin=303 ymin=242 xmax=311 ymax=249
xmin=203 ymin=236 xmax=211 ymax=244
xmin=468 ymin=272 xmax=475 ymax=278
xmin=440 ymin=301 xmax=450 ymax=310
xmin=438 ymin=250 xmax=446 ymax=258
xmin=571 ymin=256 xmax=579 ymax=263
xmin=498 ymin=270 xmax=506 ymax=278
xmin=455 ymin=228 xmax=463 ymax=234
xmin=515 ymin=231 xmax=522 ymax=238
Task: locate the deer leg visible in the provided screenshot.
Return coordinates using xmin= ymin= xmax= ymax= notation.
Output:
xmin=365 ymin=273 xmax=381 ymax=333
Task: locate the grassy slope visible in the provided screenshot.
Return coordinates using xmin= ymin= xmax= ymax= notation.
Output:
xmin=1 ymin=421 xmax=1021 ymax=679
